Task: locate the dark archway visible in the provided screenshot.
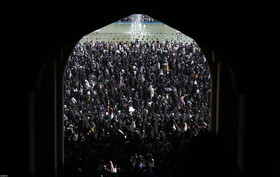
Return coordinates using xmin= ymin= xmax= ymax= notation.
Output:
xmin=30 ymin=13 xmax=242 ymax=177
xmin=11 ymin=4 xmax=278 ymax=177
xmin=62 ymin=14 xmax=216 ymax=177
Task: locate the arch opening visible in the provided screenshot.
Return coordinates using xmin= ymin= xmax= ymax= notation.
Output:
xmin=62 ymin=14 xmax=212 ymax=177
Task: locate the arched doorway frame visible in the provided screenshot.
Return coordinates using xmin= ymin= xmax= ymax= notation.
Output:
xmin=56 ymin=23 xmax=220 ymax=176
xmin=33 ymin=16 xmax=232 ymax=177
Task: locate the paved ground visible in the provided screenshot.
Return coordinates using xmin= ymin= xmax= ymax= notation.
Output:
xmin=79 ymin=17 xmax=195 ymax=44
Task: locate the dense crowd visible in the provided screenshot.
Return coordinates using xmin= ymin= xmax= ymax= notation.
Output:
xmin=63 ymin=39 xmax=211 ymax=177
